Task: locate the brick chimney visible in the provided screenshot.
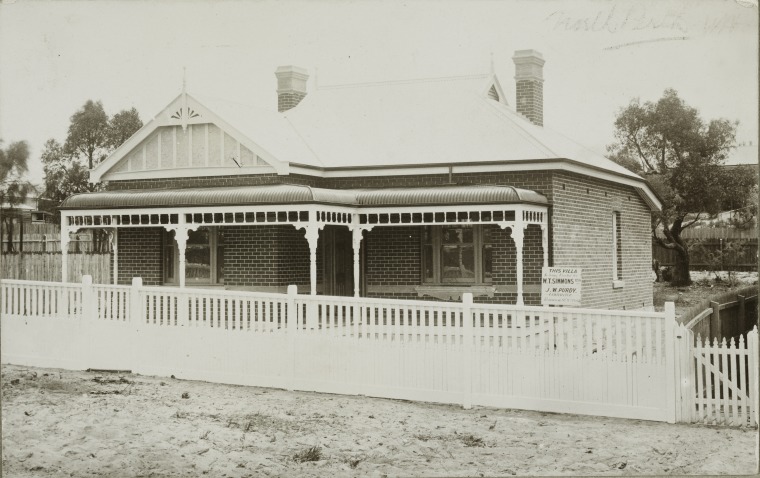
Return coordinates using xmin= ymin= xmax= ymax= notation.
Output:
xmin=275 ymin=65 xmax=309 ymax=112
xmin=512 ymin=50 xmax=545 ymax=126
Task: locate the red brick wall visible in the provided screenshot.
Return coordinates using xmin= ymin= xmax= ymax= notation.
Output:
xmin=365 ymin=226 xmax=421 ymax=300
xmin=223 ymin=225 xmax=310 ymax=290
xmin=116 ymin=228 xmax=163 ymax=286
xmin=551 ymin=172 xmax=652 ymax=309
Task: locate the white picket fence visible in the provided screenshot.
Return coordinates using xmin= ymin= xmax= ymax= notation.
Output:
xmin=674 ymin=323 xmax=759 ymax=427
xmin=1 ymin=276 xmax=755 ymax=426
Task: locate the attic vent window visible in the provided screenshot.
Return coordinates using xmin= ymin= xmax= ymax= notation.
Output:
xmin=488 ymin=85 xmax=499 ymax=101
xmin=170 ymin=107 xmax=200 ymax=120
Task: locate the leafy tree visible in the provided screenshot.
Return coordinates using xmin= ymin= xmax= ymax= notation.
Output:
xmin=0 ymin=140 xmax=31 ymax=252
xmin=106 ymin=107 xmax=143 ymax=151
xmin=64 ymin=100 xmax=109 ymax=170
xmin=607 ymin=88 xmax=754 ymax=286
xmin=44 ymin=102 xmax=142 ymax=250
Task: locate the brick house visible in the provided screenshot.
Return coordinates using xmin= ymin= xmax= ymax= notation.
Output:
xmin=60 ymin=50 xmax=660 ymax=309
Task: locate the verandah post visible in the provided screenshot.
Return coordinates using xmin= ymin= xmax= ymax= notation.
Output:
xmin=738 ymin=295 xmax=746 ymax=335
xmin=664 ymin=301 xmax=677 ymax=424
xmin=287 ymin=284 xmax=298 ymax=391
xmin=462 ymin=292 xmax=474 ymax=410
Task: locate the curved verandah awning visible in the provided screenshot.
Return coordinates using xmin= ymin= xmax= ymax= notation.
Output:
xmin=59 ymin=184 xmax=549 ymax=303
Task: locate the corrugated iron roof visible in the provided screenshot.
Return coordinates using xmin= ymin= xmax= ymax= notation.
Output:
xmin=60 ymin=184 xmax=547 ymax=210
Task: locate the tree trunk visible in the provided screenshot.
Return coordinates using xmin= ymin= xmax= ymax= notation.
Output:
xmin=672 ymin=246 xmax=692 ymax=286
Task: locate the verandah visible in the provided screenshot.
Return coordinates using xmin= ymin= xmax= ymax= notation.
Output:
xmin=59 ymin=184 xmax=550 ymax=305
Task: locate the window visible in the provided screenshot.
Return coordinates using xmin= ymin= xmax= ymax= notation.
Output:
xmin=612 ymin=212 xmax=622 ymax=281
xmin=164 ymin=227 xmax=225 ymax=285
xmin=422 ymin=225 xmax=492 ymax=284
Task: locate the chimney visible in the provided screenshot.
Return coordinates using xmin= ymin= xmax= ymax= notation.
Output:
xmin=275 ymin=65 xmax=309 ymax=112
xmin=512 ymin=50 xmax=545 ymax=126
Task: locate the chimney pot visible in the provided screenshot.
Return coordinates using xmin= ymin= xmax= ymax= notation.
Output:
xmin=512 ymin=50 xmax=545 ymax=126
xmin=275 ymin=65 xmax=309 ymax=112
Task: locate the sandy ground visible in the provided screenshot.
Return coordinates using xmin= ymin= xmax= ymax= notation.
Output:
xmin=1 ymin=364 xmax=757 ymax=477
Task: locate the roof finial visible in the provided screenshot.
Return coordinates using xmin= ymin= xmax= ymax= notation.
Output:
xmin=181 ymin=67 xmax=188 ymax=131
xmin=489 ymin=52 xmax=495 ymax=75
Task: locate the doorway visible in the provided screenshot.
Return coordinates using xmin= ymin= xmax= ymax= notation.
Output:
xmin=322 ymin=225 xmax=354 ymax=296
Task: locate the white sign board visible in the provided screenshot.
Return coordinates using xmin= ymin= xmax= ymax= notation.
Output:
xmin=541 ymin=267 xmax=582 ymax=306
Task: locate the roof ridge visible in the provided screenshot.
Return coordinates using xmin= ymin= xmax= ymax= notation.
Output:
xmin=318 ymin=73 xmax=490 ymax=90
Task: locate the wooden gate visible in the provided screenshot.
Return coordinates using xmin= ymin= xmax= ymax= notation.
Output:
xmin=675 ymin=324 xmax=759 ymax=426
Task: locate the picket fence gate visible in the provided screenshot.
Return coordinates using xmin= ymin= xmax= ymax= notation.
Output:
xmin=674 ymin=323 xmax=759 ymax=427
xmin=1 ymin=276 xmax=757 ymax=427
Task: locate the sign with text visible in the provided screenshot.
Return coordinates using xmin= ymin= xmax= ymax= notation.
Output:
xmin=541 ymin=267 xmax=582 ymax=306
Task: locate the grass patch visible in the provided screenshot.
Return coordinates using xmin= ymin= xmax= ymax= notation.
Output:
xmin=293 ymin=446 xmax=322 ymax=463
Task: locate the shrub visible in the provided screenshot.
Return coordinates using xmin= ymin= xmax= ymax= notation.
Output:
xmin=293 ymin=446 xmax=322 ymax=463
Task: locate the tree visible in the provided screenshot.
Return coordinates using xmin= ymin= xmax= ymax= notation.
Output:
xmin=106 ymin=107 xmax=143 ymax=151
xmin=607 ymin=88 xmax=754 ymax=286
xmin=0 ymin=140 xmax=31 ymax=252
xmin=45 ymin=102 xmax=142 ymax=250
xmin=64 ymin=100 xmax=109 ymax=170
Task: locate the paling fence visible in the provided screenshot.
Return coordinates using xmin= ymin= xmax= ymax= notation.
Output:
xmin=1 ymin=253 xmax=111 ymax=283
xmin=1 ymin=277 xmax=757 ymax=426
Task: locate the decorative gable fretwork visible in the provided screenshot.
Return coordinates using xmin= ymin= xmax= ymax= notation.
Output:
xmin=170 ymin=106 xmax=201 ymax=122
xmin=110 ymin=123 xmax=271 ymax=175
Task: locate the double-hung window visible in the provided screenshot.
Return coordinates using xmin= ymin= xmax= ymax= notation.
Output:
xmin=164 ymin=227 xmax=225 ymax=285
xmin=423 ymin=225 xmax=492 ymax=284
xmin=612 ymin=212 xmax=623 ymax=286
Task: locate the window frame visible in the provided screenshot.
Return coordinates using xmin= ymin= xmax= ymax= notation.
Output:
xmin=612 ymin=211 xmax=624 ymax=287
xmin=422 ymin=224 xmax=492 ymax=285
xmin=163 ymin=226 xmax=225 ymax=286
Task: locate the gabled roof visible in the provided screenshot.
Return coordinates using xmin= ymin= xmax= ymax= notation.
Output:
xmin=91 ymin=72 xmax=659 ymax=209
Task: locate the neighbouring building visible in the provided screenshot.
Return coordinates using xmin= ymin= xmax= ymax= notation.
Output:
xmin=60 ymin=50 xmax=661 ymax=309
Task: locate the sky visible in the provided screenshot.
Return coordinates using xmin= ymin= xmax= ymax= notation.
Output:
xmin=0 ymin=0 xmax=757 ymax=186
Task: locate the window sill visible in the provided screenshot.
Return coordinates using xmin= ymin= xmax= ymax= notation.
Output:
xmin=415 ymin=284 xmax=496 ymax=301
xmin=612 ymin=280 xmax=625 ymax=289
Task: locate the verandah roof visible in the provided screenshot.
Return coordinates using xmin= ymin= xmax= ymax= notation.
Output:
xmin=60 ymin=184 xmax=547 ymax=210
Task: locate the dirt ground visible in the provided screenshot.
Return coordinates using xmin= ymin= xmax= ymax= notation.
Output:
xmin=1 ymin=364 xmax=757 ymax=478
xmin=653 ymin=270 xmax=758 ymax=321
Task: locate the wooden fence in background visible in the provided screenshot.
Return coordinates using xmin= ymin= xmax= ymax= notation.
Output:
xmin=653 ymin=237 xmax=758 ymax=272
xmin=682 ymin=285 xmax=758 ymax=343
xmin=0 ymin=253 xmax=111 ymax=283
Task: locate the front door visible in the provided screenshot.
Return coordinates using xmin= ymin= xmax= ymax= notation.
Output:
xmin=322 ymin=226 xmax=354 ymax=296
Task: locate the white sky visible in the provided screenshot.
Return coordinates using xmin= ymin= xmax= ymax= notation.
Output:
xmin=0 ymin=0 xmax=757 ymax=185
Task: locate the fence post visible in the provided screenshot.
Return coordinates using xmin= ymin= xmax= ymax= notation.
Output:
xmin=177 ymin=290 xmax=189 ymax=327
xmin=81 ymin=275 xmax=93 ymax=322
xmin=738 ymin=295 xmax=746 ymax=335
xmin=749 ymin=327 xmax=759 ymax=427
xmin=462 ymin=292 xmax=473 ymax=410
xmin=287 ymin=285 xmax=298 ymax=391
xmin=709 ymin=301 xmax=721 ymax=341
xmin=664 ymin=301 xmax=677 ymax=424
xmin=130 ymin=277 xmax=143 ymax=327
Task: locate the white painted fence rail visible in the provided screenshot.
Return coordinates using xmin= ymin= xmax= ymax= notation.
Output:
xmin=1 ymin=276 xmax=734 ymax=425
